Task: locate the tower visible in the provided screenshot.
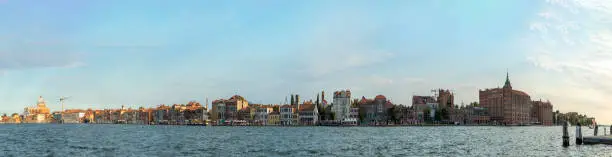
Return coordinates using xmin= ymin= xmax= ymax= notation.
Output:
xmin=291 ymin=95 xmax=295 ymax=105
xmin=504 ymin=70 xmax=512 ymax=89
xmin=502 ymin=71 xmax=513 ymax=124
xmin=321 ymin=91 xmax=325 ymax=102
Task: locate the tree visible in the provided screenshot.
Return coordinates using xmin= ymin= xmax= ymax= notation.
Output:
xmin=435 ymin=110 xmax=442 ymax=121
xmin=387 ymin=107 xmax=395 ymax=125
xmin=329 ymin=112 xmax=336 ymax=120
xmin=441 ymin=108 xmax=450 ymax=121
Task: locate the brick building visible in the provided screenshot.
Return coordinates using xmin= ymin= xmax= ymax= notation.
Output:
xmin=479 ymin=72 xmax=532 ymax=125
xmin=531 ymin=100 xmax=553 ymax=126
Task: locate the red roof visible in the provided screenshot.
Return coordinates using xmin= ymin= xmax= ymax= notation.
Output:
xmin=375 ymin=95 xmax=386 ymax=100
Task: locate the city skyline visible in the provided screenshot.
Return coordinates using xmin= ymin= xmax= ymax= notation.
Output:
xmin=0 ymin=0 xmax=611 ymax=123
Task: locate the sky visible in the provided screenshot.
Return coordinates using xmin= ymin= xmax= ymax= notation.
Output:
xmin=0 ymin=0 xmax=610 ymax=123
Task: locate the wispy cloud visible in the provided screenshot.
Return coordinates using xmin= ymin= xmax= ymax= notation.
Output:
xmin=296 ymin=8 xmax=395 ymax=79
xmin=526 ymin=0 xmax=612 ymax=120
xmin=0 ymin=52 xmax=83 ymax=71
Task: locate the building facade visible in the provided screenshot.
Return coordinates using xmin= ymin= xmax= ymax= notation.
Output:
xmin=437 ymin=89 xmax=454 ymax=109
xmin=479 ymin=73 xmax=532 ymax=125
xmin=280 ymin=105 xmax=296 ymax=126
xmin=299 ymin=101 xmax=318 ymax=125
xmin=357 ymin=95 xmax=394 ymax=125
xmin=23 ymin=96 xmax=52 ymax=123
xmin=210 ymin=95 xmax=249 ymax=125
xmin=332 ymin=90 xmax=351 ymax=121
xmin=532 ymin=100 xmax=553 ymax=126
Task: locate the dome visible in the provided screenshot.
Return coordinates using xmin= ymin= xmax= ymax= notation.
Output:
xmin=375 ymin=95 xmax=386 ymax=100
xmin=230 ymin=95 xmax=245 ymax=101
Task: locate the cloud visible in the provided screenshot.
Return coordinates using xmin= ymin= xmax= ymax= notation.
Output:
xmin=295 ymin=8 xmax=395 ymax=79
xmin=0 ymin=38 xmax=84 ymax=71
xmin=0 ymin=52 xmax=83 ymax=71
xmin=526 ymin=0 xmax=612 ymax=121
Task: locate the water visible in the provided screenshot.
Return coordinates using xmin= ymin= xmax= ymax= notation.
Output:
xmin=0 ymin=124 xmax=609 ymax=157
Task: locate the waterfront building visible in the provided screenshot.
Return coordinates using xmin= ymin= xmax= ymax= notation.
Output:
xmin=153 ymin=105 xmax=171 ymax=124
xmin=211 ymin=95 xmax=249 ymax=125
xmin=9 ymin=113 xmax=21 ymax=124
xmin=254 ymin=105 xmax=274 ymax=125
xmin=450 ymin=107 xmax=465 ymax=124
xmin=268 ymin=111 xmax=280 ymax=125
xmin=62 ymin=110 xmax=85 ymax=124
xmin=182 ymin=101 xmax=206 ymax=124
xmin=479 ymin=72 xmax=531 ymax=125
xmin=357 ymin=95 xmax=394 ymax=125
xmin=401 ymin=107 xmax=420 ymax=125
xmin=332 ymin=90 xmax=352 ymax=121
xmin=237 ymin=107 xmax=252 ymax=124
xmin=412 ymin=95 xmax=436 ymax=123
xmin=437 ymin=89 xmax=454 ymax=109
xmin=349 ymin=107 xmax=359 ymax=124
xmin=93 ymin=110 xmax=111 ymax=124
xmin=299 ymin=101 xmax=318 ymax=125
xmin=532 ymin=100 xmax=553 ymax=126
xmin=280 ymin=105 xmax=296 ymax=126
xmin=464 ymin=106 xmax=490 ymax=124
xmin=412 ymin=95 xmax=436 ymax=112
xmin=23 ymin=96 xmax=52 ymax=123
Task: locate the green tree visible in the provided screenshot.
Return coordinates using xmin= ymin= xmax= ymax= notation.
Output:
xmin=387 ymin=107 xmax=396 ymax=125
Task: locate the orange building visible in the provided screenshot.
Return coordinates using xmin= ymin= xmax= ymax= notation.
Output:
xmin=479 ymin=73 xmax=532 ymax=125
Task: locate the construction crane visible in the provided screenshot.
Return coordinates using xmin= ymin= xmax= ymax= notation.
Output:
xmin=58 ymin=96 xmax=71 ymax=124
xmin=59 ymin=96 xmax=71 ymax=113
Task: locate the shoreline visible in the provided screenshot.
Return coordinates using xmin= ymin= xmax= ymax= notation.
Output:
xmin=0 ymin=123 xmax=558 ymax=127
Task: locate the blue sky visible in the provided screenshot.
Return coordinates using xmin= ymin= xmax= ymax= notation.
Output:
xmin=1 ymin=0 xmax=611 ymax=123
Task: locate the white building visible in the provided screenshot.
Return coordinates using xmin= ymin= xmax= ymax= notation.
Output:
xmin=280 ymin=105 xmax=296 ymax=126
xmin=63 ymin=112 xmax=85 ymax=124
xmin=332 ymin=90 xmax=352 ymax=121
xmin=255 ymin=106 xmax=273 ymax=125
xmin=427 ymin=102 xmax=439 ymax=120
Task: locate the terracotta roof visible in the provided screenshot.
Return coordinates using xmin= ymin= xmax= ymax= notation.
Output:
xmin=230 ymin=95 xmax=246 ymax=101
xmin=299 ymin=103 xmax=316 ymax=111
xmin=359 ymin=96 xmax=374 ymax=104
xmin=375 ymin=95 xmax=386 ymax=100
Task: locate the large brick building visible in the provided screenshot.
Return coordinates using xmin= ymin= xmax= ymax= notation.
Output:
xmin=479 ymin=73 xmax=532 ymax=125
xmin=531 ymin=100 xmax=553 ymax=126
xmin=437 ymin=89 xmax=454 ymax=109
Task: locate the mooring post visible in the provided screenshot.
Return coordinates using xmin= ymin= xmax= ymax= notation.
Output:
xmin=563 ymin=122 xmax=570 ymax=147
xmin=576 ymin=123 xmax=583 ymax=145
xmin=594 ymin=125 xmax=599 ymax=136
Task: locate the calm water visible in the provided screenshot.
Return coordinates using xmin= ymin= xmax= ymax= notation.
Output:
xmin=0 ymin=124 xmax=610 ymax=157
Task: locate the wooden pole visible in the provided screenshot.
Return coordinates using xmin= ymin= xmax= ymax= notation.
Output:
xmin=595 ymin=125 xmax=599 ymax=136
xmin=576 ymin=123 xmax=583 ymax=145
xmin=563 ymin=122 xmax=570 ymax=147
